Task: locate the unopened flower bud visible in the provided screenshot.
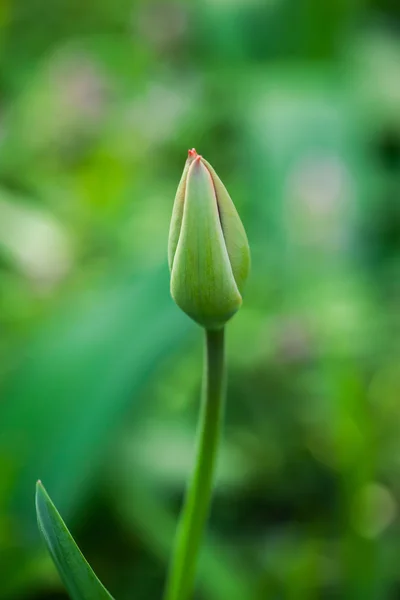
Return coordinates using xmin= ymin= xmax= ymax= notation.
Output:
xmin=168 ymin=149 xmax=250 ymax=329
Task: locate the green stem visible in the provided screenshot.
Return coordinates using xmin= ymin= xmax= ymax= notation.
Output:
xmin=163 ymin=327 xmax=226 ymax=600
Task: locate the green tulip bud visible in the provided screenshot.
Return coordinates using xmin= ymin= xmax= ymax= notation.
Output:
xmin=168 ymin=149 xmax=250 ymax=329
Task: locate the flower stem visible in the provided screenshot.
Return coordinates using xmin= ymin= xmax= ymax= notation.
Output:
xmin=163 ymin=327 xmax=226 ymax=600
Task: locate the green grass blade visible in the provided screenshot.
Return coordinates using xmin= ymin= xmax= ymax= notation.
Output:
xmin=36 ymin=481 xmax=115 ymax=600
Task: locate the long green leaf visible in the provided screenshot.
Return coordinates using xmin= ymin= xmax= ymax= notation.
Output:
xmin=36 ymin=481 xmax=115 ymax=600
xmin=1 ymin=266 xmax=192 ymax=538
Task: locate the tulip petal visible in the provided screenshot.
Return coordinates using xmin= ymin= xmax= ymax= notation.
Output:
xmin=171 ymin=157 xmax=242 ymax=329
xmin=202 ymin=159 xmax=250 ymax=295
xmin=168 ymin=154 xmax=196 ymax=271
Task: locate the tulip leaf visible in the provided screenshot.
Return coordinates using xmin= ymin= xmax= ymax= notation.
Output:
xmin=1 ymin=266 xmax=192 ymax=541
xmin=36 ymin=481 xmax=115 ymax=600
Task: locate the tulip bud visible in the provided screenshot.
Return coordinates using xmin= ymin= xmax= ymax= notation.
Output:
xmin=168 ymin=149 xmax=250 ymax=329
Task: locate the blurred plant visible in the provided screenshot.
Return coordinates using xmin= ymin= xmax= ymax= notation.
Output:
xmin=35 ymin=149 xmax=250 ymax=600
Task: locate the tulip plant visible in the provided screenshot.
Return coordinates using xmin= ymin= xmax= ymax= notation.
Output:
xmin=36 ymin=149 xmax=250 ymax=600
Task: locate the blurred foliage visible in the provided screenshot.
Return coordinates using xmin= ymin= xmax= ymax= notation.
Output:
xmin=0 ymin=0 xmax=400 ymax=599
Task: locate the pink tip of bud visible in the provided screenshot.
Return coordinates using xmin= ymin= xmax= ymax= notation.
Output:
xmin=188 ymin=148 xmax=198 ymax=158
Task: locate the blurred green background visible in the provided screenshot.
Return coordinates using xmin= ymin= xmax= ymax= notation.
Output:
xmin=0 ymin=0 xmax=400 ymax=598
